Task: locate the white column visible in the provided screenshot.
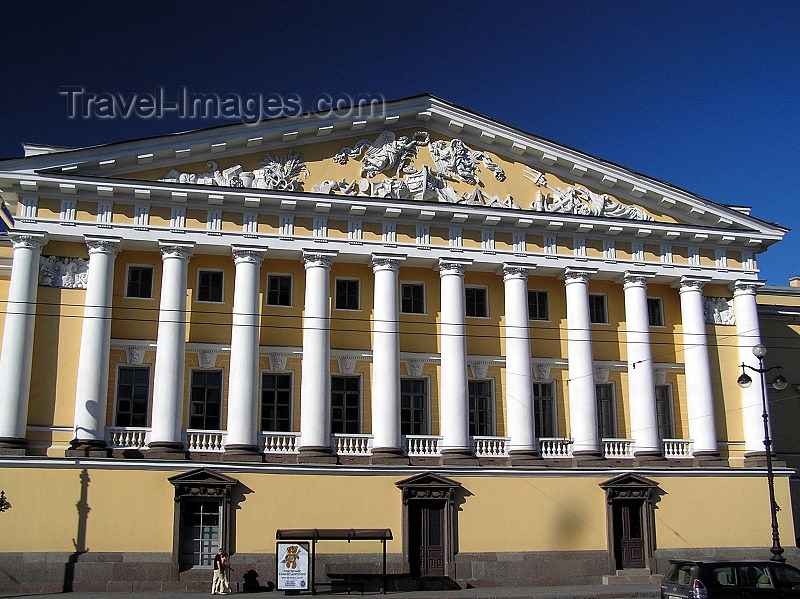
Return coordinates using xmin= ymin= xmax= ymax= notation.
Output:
xmin=733 ymin=280 xmax=768 ymax=456
xmin=678 ymin=277 xmax=719 ymax=457
xmin=224 ymin=246 xmax=265 ymax=460
xmin=148 ymin=242 xmax=194 ymax=455
xmin=70 ymin=236 xmax=121 ymax=454
xmin=438 ymin=258 xmax=474 ymax=462
xmin=502 ymin=263 xmax=538 ymax=461
xmin=370 ymin=254 xmax=406 ymax=463
xmin=622 ymin=272 xmax=661 ymax=457
xmin=299 ymin=250 xmax=337 ymax=462
xmin=0 ymin=232 xmax=46 ymax=454
xmin=564 ymin=267 xmax=601 ymax=457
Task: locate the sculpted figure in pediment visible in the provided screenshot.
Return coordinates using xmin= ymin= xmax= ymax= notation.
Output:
xmin=251 ymin=151 xmax=308 ymax=191
xmin=161 ymin=160 xmax=227 ymax=186
xmin=334 ymin=131 xmax=430 ymax=177
xmin=428 ymin=138 xmax=506 ymax=185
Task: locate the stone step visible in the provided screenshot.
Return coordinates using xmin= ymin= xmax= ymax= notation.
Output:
xmin=602 ymin=569 xmax=662 ymax=585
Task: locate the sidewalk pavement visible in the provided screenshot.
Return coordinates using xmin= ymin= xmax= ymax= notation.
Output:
xmin=0 ymin=582 xmax=661 ymax=599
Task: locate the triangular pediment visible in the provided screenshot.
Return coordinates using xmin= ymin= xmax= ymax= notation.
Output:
xmin=599 ymin=472 xmax=659 ymax=490
xmin=395 ymin=471 xmax=462 ymax=490
xmin=168 ymin=467 xmax=238 ymax=487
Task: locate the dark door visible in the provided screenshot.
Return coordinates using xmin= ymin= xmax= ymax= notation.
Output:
xmin=409 ymin=500 xmax=445 ymax=576
xmin=612 ymin=499 xmax=645 ymax=569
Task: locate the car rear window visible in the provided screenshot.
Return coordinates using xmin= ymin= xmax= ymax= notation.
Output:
xmin=772 ymin=564 xmax=800 ymax=590
xmin=740 ymin=564 xmax=774 ymax=589
xmin=665 ymin=563 xmax=694 ymax=585
xmin=708 ymin=566 xmax=737 ymax=587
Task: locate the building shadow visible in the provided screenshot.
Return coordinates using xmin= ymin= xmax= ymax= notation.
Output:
xmin=63 ymin=468 xmax=90 ymax=592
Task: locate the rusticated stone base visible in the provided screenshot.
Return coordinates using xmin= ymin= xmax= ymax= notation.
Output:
xmin=508 ymin=450 xmax=543 ymax=466
xmin=145 ymin=442 xmax=187 ymax=460
xmin=441 ymin=448 xmax=478 ymax=466
xmin=370 ymin=447 xmax=409 ymax=465
xmin=222 ymin=444 xmax=263 ymax=462
xmin=65 ymin=439 xmax=109 ymax=458
xmin=297 ymin=446 xmax=337 ymax=464
xmin=653 ymin=547 xmax=800 ymax=574
xmin=0 ymin=437 xmax=27 ymax=456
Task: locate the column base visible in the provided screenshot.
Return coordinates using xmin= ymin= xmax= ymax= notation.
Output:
xmin=65 ymin=439 xmax=109 ymax=458
xmin=571 ymin=450 xmax=605 ymax=467
xmin=441 ymin=448 xmax=478 ymax=466
xmin=744 ymin=452 xmax=785 ymax=468
xmin=633 ymin=451 xmax=665 ymax=466
xmin=508 ymin=449 xmax=542 ymax=466
xmin=145 ymin=441 xmax=188 ymax=460
xmin=0 ymin=437 xmax=28 ymax=456
xmin=223 ymin=444 xmax=264 ymax=463
xmin=297 ymin=446 xmax=338 ymax=465
xmin=370 ymin=447 xmax=409 ymax=465
xmin=691 ymin=451 xmax=726 ymax=467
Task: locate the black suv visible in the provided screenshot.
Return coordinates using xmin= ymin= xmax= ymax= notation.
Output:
xmin=661 ymin=560 xmax=800 ymax=599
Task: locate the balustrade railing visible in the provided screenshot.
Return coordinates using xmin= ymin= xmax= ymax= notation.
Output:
xmin=473 ymin=436 xmax=510 ymax=457
xmin=185 ymin=430 xmax=226 ymax=452
xmin=404 ymin=435 xmax=443 ymax=456
xmin=663 ymin=439 xmax=693 ymax=459
xmin=106 ymin=427 xmax=150 ymax=449
xmin=332 ymin=434 xmax=373 ymax=456
xmin=539 ymin=437 xmax=573 ymax=458
xmin=262 ymin=432 xmax=300 ymax=454
xmin=602 ymin=438 xmax=635 ymax=458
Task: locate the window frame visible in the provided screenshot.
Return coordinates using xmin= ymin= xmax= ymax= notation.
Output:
xmin=647 ymin=296 xmax=665 ymax=328
xmin=527 ymin=289 xmax=549 ymax=321
xmin=532 ymin=381 xmax=556 ymax=438
xmin=196 ymin=269 xmax=224 ymax=303
xmin=189 ymin=369 xmax=224 ymax=431
xmin=114 ymin=365 xmax=151 ymax=427
xmin=465 ymin=286 xmax=490 ymax=319
xmin=334 ymin=278 xmax=361 ymax=311
xmin=125 ymin=264 xmax=155 ymax=300
xmin=400 ymin=377 xmax=430 ymax=435
xmin=595 ymin=383 xmax=617 ymax=438
xmin=468 ymin=378 xmax=495 ymax=436
xmin=400 ymin=282 xmax=426 ymax=315
xmin=588 ymin=293 xmax=608 ymax=324
xmin=330 ymin=374 xmax=362 ymax=434
xmin=266 ymin=273 xmax=293 ymax=307
xmin=260 ymin=371 xmax=294 ymax=432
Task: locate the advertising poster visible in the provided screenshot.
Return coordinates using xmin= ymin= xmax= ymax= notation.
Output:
xmin=276 ymin=541 xmax=310 ymax=591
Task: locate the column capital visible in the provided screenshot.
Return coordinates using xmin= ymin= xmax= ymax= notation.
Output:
xmin=371 ymin=253 xmax=405 ymax=272
xmin=732 ymin=279 xmax=766 ymax=296
xmin=9 ymin=231 xmax=47 ymax=251
xmin=622 ymin=271 xmax=654 ymax=289
xmin=678 ymin=275 xmax=710 ymax=292
xmin=158 ymin=241 xmax=194 ymax=260
xmin=501 ymin=262 xmax=534 ymax=281
xmin=232 ymin=246 xmax=266 ymax=265
xmin=85 ymin=236 xmax=122 ymax=256
xmin=563 ymin=266 xmax=597 ymax=284
xmin=437 ymin=257 xmax=472 ymax=277
xmin=302 ymin=249 xmax=337 ymax=269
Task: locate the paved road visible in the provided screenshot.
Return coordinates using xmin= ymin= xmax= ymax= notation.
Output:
xmin=0 ymin=582 xmax=660 ymax=599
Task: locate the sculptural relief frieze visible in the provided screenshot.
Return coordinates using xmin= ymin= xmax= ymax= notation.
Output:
xmin=428 ymin=138 xmax=506 ymax=184
xmin=160 ymin=152 xmax=308 ymax=191
xmin=39 ymin=255 xmax=89 ymax=288
xmin=333 ymin=131 xmax=430 ymax=177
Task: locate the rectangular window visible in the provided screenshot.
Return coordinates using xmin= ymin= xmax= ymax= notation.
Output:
xmin=266 ymin=274 xmax=293 ymax=306
xmin=647 ymin=297 xmax=664 ymax=327
xmin=468 ymin=380 xmax=494 ymax=436
xmin=465 ymin=287 xmax=489 ymax=318
xmin=532 ymin=382 xmax=555 ymax=438
xmin=335 ymin=279 xmax=360 ymax=311
xmin=261 ymin=373 xmax=293 ymax=432
xmin=331 ymin=375 xmax=360 ymax=433
xmin=596 ymin=383 xmax=616 ymax=438
xmin=401 ymin=283 xmax=425 ymax=314
xmin=589 ymin=293 xmax=608 ymax=324
xmin=655 ymin=385 xmax=674 ymax=439
xmin=190 ymin=370 xmax=223 ymax=430
xmin=528 ymin=290 xmax=549 ymax=321
xmin=126 ymin=265 xmax=153 ymax=299
xmin=180 ymin=499 xmax=221 ymax=568
xmin=115 ymin=366 xmax=150 ymax=427
xmin=197 ymin=270 xmax=223 ymax=303
xmin=401 ymin=378 xmax=428 ymax=435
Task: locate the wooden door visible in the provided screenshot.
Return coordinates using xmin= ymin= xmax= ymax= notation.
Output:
xmin=613 ymin=499 xmax=645 ymax=569
xmin=409 ymin=500 xmax=445 ymax=577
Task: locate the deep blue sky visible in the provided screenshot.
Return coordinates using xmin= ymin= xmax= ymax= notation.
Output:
xmin=1 ymin=1 xmax=798 ymax=284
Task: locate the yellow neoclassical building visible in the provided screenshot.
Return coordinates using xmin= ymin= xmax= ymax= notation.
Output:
xmin=0 ymin=95 xmax=798 ymax=593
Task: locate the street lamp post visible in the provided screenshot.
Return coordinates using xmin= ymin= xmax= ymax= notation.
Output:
xmin=737 ymin=343 xmax=788 ymax=563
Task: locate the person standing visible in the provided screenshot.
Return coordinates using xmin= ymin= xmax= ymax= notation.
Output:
xmin=212 ymin=548 xmax=229 ymax=594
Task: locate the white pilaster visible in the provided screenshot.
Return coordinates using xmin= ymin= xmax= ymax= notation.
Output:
xmin=0 ymin=232 xmax=46 ymax=453
xmin=70 ymin=236 xmax=121 ymax=453
xmin=733 ymin=280 xmax=768 ymax=456
xmin=299 ymin=250 xmax=337 ymax=461
xmin=149 ymin=242 xmax=194 ymax=454
xmin=438 ymin=258 xmax=473 ymax=459
xmin=564 ymin=267 xmax=601 ymax=456
xmin=224 ymin=246 xmax=265 ymax=458
xmin=370 ymin=254 xmax=406 ymax=461
xmin=622 ymin=272 xmax=661 ymax=457
xmin=678 ymin=277 xmax=719 ymax=456
xmin=502 ymin=263 xmax=538 ymax=459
